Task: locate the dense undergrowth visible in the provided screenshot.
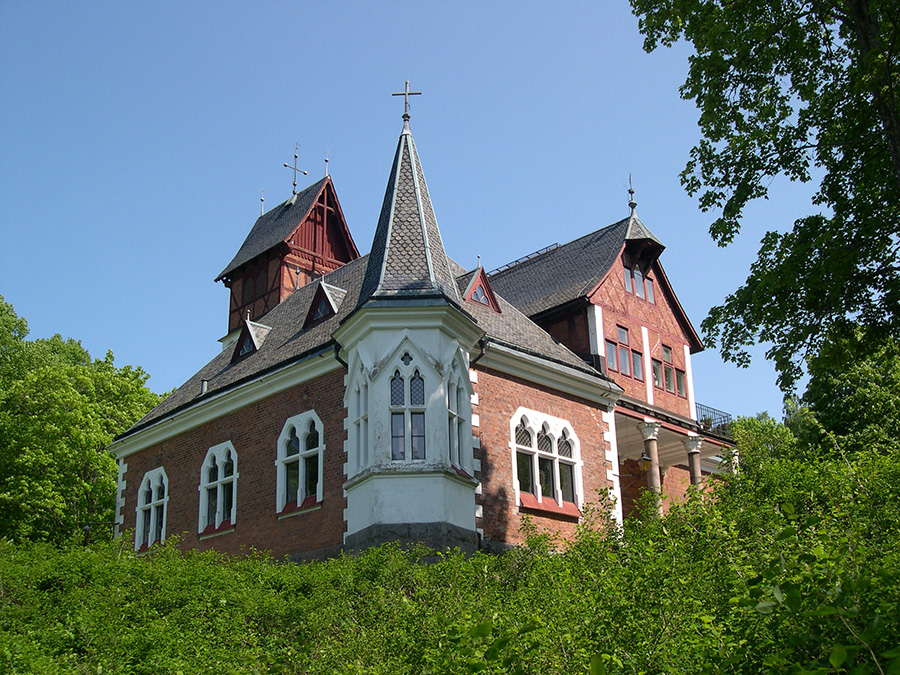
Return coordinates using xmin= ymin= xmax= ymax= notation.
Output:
xmin=1 ymin=431 xmax=899 ymax=674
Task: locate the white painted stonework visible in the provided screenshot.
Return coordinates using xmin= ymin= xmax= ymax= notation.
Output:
xmin=602 ymin=409 xmax=624 ymax=525
xmin=336 ymin=303 xmax=483 ymax=542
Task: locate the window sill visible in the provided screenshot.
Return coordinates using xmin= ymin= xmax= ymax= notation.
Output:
xmin=278 ymin=497 xmax=321 ymax=520
xmin=199 ymin=523 xmax=235 ymax=540
xmin=518 ymin=492 xmax=580 ymax=521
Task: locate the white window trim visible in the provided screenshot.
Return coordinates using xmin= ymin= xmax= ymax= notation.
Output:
xmin=389 ymin=357 xmax=428 ymax=463
xmin=135 ymin=467 xmax=168 ymax=550
xmin=197 ymin=441 xmax=238 ymax=533
xmin=351 ymin=368 xmax=370 ymax=475
xmin=509 ymin=407 xmax=583 ymax=508
xmin=276 ymin=411 xmax=325 ymax=513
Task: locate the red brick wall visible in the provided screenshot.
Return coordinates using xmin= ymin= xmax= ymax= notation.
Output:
xmin=592 ymin=259 xmax=693 ymax=418
xmin=120 ymin=368 xmax=347 ymax=560
xmin=472 ymin=366 xmax=612 ymax=547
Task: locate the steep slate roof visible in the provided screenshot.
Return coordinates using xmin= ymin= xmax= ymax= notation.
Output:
xmin=489 ymin=211 xmax=664 ymax=318
xmin=216 ymin=177 xmax=330 ymax=281
xmin=357 ymin=119 xmax=459 ymax=306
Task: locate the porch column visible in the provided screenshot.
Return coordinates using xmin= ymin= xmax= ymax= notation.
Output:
xmin=637 ymin=422 xmax=662 ymax=513
xmin=682 ymin=437 xmax=703 ymax=485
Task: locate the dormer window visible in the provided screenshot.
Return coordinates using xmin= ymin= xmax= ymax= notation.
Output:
xmin=312 ymin=296 xmax=331 ymax=321
xmin=464 ymin=268 xmax=501 ymax=313
xmin=471 ymin=284 xmax=489 ymax=305
xmin=238 ymin=335 xmax=254 ymax=356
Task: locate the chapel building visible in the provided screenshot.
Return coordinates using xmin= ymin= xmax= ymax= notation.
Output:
xmin=111 ymin=107 xmax=732 ymax=559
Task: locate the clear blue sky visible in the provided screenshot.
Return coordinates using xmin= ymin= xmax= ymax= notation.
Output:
xmin=1 ymin=3 xmax=815 ymax=418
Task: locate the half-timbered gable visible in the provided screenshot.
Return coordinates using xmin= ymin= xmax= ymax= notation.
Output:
xmin=216 ymin=177 xmax=359 ymax=335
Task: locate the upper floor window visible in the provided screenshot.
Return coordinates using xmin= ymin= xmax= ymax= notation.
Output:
xmin=624 ymin=265 xmax=655 ymax=303
xmin=512 ymin=411 xmax=581 ymax=507
xmin=606 ymin=326 xmax=642 ymax=381
xmin=390 ymin=358 xmax=426 ymax=461
xmin=136 ymin=468 xmax=168 ymax=550
xmin=654 ymin=345 xmax=687 ymax=397
xmin=277 ymin=411 xmax=324 ymax=512
xmin=198 ymin=442 xmax=237 ymax=533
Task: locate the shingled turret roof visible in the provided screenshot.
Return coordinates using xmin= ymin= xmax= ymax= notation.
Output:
xmin=489 ymin=210 xmax=664 ymax=318
xmin=216 ymin=177 xmax=331 ymax=282
xmin=357 ymin=119 xmax=459 ymax=306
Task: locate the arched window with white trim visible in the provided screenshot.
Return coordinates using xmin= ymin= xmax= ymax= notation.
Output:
xmin=447 ymin=365 xmax=468 ymax=469
xmin=276 ymin=411 xmax=325 ymax=512
xmin=510 ymin=409 xmax=582 ymax=508
xmin=135 ymin=467 xmax=168 ymax=549
xmin=389 ymin=353 xmax=427 ymax=462
xmin=198 ymin=442 xmax=238 ymax=533
xmin=350 ymin=365 xmax=370 ymax=474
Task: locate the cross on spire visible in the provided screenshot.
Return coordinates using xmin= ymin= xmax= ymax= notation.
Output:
xmin=392 ymin=80 xmax=421 ymax=120
xmin=283 ymin=144 xmax=308 ymax=195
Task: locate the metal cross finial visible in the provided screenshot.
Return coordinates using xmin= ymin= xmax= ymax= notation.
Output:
xmin=628 ymin=174 xmax=637 ymax=212
xmin=392 ymin=80 xmax=421 ymax=120
xmin=283 ymin=144 xmax=308 ymax=195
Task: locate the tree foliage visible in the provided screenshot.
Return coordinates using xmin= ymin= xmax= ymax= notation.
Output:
xmin=0 ymin=296 xmax=163 ymax=543
xmin=1 ymin=417 xmax=898 ymax=673
xmin=630 ymin=0 xmax=900 ymax=390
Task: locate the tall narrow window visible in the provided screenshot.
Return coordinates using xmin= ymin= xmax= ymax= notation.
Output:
xmin=646 ymin=276 xmax=655 ymax=303
xmin=652 ymin=359 xmax=663 ymax=389
xmin=352 ymin=373 xmax=369 ymax=474
xmin=617 ymin=326 xmax=631 ymax=376
xmin=632 ymin=351 xmax=644 ymax=381
xmin=388 ymin=355 xmax=427 ymax=462
xmin=676 ymin=369 xmax=686 ymax=397
xmin=515 ymin=418 xmax=535 ymax=496
xmin=277 ymin=412 xmax=324 ymax=512
xmin=623 ymin=266 xmax=633 ymax=293
xmin=198 ymin=442 xmax=238 ymax=533
xmin=633 ymin=267 xmax=645 ymax=299
xmin=662 ymin=345 xmax=675 ymax=393
xmin=605 ymin=340 xmax=618 ymax=371
xmin=135 ymin=468 xmax=168 ymax=550
xmin=447 ymin=373 xmax=467 ymax=469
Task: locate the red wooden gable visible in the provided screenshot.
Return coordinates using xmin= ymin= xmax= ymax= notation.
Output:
xmin=224 ymin=178 xmax=359 ymax=333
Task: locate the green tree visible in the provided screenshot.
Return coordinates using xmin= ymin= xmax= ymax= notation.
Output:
xmin=630 ymin=0 xmax=900 ymax=390
xmin=0 ymin=296 xmax=163 ymax=543
xmin=798 ymin=323 xmax=900 ymax=450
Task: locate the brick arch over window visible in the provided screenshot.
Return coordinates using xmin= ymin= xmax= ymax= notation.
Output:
xmin=276 ymin=411 xmax=324 ymax=513
xmin=509 ymin=408 xmax=583 ymax=510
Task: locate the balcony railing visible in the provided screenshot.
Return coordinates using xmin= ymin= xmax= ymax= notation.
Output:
xmin=695 ymin=402 xmax=733 ymax=440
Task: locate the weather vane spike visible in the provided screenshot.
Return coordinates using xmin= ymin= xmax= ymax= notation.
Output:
xmin=260 ymin=189 xmax=264 ymax=216
xmin=283 ymin=144 xmax=308 ymax=195
xmin=324 ymin=150 xmax=329 ymax=177
xmin=628 ymin=174 xmax=637 ymax=212
xmin=392 ymin=80 xmax=422 ymax=120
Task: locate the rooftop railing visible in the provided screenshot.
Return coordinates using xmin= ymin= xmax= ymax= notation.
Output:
xmin=695 ymin=402 xmax=734 ymax=440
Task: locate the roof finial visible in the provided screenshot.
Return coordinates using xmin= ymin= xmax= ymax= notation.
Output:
xmin=283 ymin=144 xmax=308 ymax=195
xmin=477 ymin=255 xmax=482 ymax=269
xmin=628 ymin=174 xmax=637 ymax=214
xmin=324 ymin=150 xmax=329 ymax=177
xmin=260 ymin=189 xmax=264 ymax=216
xmin=392 ymin=80 xmax=421 ymax=121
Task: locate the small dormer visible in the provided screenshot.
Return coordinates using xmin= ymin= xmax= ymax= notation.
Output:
xmin=216 ymin=177 xmax=359 ymax=340
xmin=463 ymin=267 xmax=501 ymax=313
xmin=231 ymin=318 xmax=272 ymax=362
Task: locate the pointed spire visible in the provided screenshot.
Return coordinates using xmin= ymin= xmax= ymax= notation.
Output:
xmin=358 ymin=116 xmax=459 ymax=306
